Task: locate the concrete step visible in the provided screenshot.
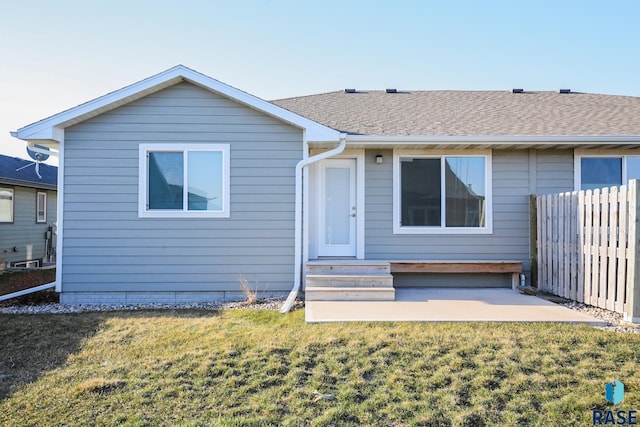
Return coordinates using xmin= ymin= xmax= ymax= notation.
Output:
xmin=305 ymin=286 xmax=396 ymax=301
xmin=306 ymin=274 xmax=394 ymax=288
xmin=306 ymin=261 xmax=390 ymax=275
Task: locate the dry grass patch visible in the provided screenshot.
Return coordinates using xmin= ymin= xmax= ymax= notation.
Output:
xmin=72 ymin=378 xmax=127 ymax=396
xmin=1 ymin=309 xmax=639 ymax=426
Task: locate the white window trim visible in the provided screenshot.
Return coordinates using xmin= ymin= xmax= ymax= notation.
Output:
xmin=13 ymin=260 xmax=40 ymax=268
xmin=36 ymin=191 xmax=47 ymax=223
xmin=0 ymin=188 xmax=14 ymax=223
xmin=138 ymin=143 xmax=230 ymax=218
xmin=574 ymin=150 xmax=640 ymax=191
xmin=393 ymin=149 xmax=493 ymax=235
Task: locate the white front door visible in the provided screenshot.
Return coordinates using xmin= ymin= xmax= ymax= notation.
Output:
xmin=317 ymin=158 xmax=357 ymax=256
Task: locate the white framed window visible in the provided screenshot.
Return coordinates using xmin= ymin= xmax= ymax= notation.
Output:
xmin=0 ymin=188 xmax=13 ymax=223
xmin=36 ymin=191 xmax=47 ymax=223
xmin=138 ymin=143 xmax=230 ymax=218
xmin=575 ymin=152 xmax=640 ymax=191
xmin=12 ymin=260 xmax=40 ymax=268
xmin=393 ymin=149 xmax=492 ymax=234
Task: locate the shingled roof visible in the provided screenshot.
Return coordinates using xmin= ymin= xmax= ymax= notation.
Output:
xmin=0 ymin=155 xmax=57 ymax=190
xmin=271 ymin=90 xmax=640 ymax=136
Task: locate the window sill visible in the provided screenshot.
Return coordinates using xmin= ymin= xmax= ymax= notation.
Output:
xmin=138 ymin=210 xmax=230 ymax=219
xmin=393 ymin=226 xmax=493 ymax=235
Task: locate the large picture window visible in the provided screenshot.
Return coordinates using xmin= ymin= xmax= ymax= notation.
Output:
xmin=139 ymin=144 xmax=230 ymax=218
xmin=0 ymin=188 xmax=13 ymax=223
xmin=393 ymin=151 xmax=492 ymax=234
xmin=577 ymin=154 xmax=640 ymax=191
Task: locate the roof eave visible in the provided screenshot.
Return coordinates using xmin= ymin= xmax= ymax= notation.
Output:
xmin=11 ymin=127 xmax=64 ymax=145
xmin=336 ymin=134 xmax=640 ymax=150
xmin=0 ymin=177 xmax=57 ymax=191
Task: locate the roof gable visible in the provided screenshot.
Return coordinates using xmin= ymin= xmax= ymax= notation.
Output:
xmin=12 ymin=65 xmax=341 ymax=144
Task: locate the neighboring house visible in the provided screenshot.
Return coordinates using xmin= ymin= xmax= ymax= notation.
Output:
xmin=0 ymin=154 xmax=57 ymax=269
xmin=10 ymin=65 xmax=640 ymax=306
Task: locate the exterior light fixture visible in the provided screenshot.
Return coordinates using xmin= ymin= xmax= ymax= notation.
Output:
xmin=375 ymin=154 xmax=383 ymax=164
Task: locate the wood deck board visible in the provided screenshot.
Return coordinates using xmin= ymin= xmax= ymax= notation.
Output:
xmin=389 ymin=261 xmax=522 ymax=274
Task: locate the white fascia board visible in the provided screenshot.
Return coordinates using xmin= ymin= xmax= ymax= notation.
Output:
xmin=12 ymin=72 xmax=182 ymax=141
xmin=12 ymin=65 xmax=340 ymax=144
xmin=13 ymin=127 xmax=65 ymax=145
xmin=346 ymin=134 xmax=640 ymax=145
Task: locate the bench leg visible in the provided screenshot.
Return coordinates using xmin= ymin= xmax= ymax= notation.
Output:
xmin=512 ymin=273 xmax=520 ymax=290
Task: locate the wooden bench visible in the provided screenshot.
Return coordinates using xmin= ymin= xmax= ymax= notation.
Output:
xmin=389 ymin=261 xmax=523 ymax=289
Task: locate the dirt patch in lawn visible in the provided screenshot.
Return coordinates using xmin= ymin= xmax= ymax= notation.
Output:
xmin=0 ymin=270 xmax=58 ymax=305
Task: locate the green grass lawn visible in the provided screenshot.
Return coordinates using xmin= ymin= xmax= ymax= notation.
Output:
xmin=1 ymin=309 xmax=639 ymax=426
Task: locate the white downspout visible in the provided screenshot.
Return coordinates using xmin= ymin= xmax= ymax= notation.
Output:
xmin=280 ymin=134 xmax=347 ymax=313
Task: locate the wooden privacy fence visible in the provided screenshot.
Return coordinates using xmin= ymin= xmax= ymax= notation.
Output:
xmin=536 ymin=180 xmax=640 ymax=323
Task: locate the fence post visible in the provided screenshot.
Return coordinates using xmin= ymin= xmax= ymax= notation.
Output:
xmin=577 ymin=190 xmax=585 ymax=303
xmin=625 ymin=180 xmax=640 ymax=323
xmin=530 ymin=194 xmax=538 ymax=288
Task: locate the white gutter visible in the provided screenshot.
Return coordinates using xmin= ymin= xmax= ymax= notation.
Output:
xmin=55 ymin=138 xmax=64 ymax=292
xmin=280 ymin=134 xmax=347 ymax=313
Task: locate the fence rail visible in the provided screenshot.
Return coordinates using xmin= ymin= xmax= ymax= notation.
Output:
xmin=536 ymin=180 xmax=640 ymax=323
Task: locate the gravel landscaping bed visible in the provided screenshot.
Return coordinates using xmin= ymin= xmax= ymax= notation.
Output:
xmin=562 ymin=301 xmax=640 ymax=333
xmin=0 ymin=296 xmax=303 ymax=314
xmin=1 ymin=290 xmax=638 ymax=333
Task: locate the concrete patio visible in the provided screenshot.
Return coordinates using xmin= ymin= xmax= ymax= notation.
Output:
xmin=305 ymin=288 xmax=607 ymax=324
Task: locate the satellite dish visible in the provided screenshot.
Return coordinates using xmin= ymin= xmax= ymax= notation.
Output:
xmin=17 ymin=144 xmax=50 ymax=179
xmin=27 ymin=144 xmax=50 ymax=162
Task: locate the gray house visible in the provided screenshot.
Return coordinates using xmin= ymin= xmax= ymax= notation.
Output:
xmin=0 ymin=154 xmax=57 ymax=269
xmin=10 ymin=65 xmax=640 ymax=308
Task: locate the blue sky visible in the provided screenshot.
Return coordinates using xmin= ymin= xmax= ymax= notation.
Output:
xmin=2 ymin=0 xmax=639 ymax=163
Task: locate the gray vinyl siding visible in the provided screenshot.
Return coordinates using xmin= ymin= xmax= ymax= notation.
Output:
xmin=364 ymin=149 xmax=577 ymax=279
xmin=535 ymin=150 xmax=575 ymax=194
xmin=61 ymin=82 xmax=302 ymax=294
xmin=0 ymin=186 xmax=57 ymax=268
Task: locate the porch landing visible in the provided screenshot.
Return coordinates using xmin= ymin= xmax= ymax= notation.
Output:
xmin=305 ymin=288 xmax=607 ymax=325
